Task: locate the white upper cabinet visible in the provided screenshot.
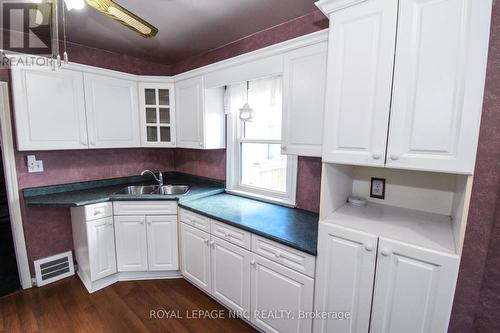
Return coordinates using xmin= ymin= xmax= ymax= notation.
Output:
xmin=11 ymin=67 xmax=89 ymax=150
xmin=370 ymin=237 xmax=460 ymax=333
xmin=281 ymin=42 xmax=327 ymax=157
xmin=386 ymin=0 xmax=492 ymax=174
xmin=138 ymin=83 xmax=176 ymax=147
xmin=84 ymin=73 xmax=140 ymax=148
xmin=320 ymin=0 xmax=398 ymax=166
xmin=175 ymin=76 xmax=225 ymax=149
xmin=317 ymin=0 xmax=492 ymax=174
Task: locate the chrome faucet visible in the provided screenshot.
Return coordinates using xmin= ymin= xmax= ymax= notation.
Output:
xmin=141 ymin=169 xmax=164 ymax=186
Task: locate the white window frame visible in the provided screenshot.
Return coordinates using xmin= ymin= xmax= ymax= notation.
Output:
xmin=226 ymin=79 xmax=298 ymax=207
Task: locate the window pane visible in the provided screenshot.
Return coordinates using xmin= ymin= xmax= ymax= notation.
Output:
xmin=243 ymin=76 xmax=282 ymax=140
xmin=160 ymin=126 xmax=171 ymax=142
xmin=146 ymin=126 xmax=157 ymax=142
xmin=145 ymin=89 xmax=156 ymax=105
xmin=146 ymin=107 xmax=157 ymax=123
xmin=158 ymin=89 xmax=169 ymax=105
xmin=241 ymin=143 xmax=287 ymax=192
xmin=159 ymin=108 xmax=170 ymax=124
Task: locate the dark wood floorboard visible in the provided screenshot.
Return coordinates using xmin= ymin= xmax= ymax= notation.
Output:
xmin=0 ymin=276 xmax=258 ymax=333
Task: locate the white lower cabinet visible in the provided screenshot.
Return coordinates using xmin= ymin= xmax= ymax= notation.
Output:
xmin=180 ymin=222 xmax=211 ymax=293
xmin=370 ymin=237 xmax=460 ymax=333
xmin=115 ymin=214 xmax=179 ymax=272
xmin=87 ymin=217 xmax=117 ymax=281
xmin=210 ymin=235 xmax=251 ymax=313
xmin=147 ymin=216 xmax=179 ymax=271
xmin=313 ymin=223 xmax=377 ymax=333
xmin=179 ymin=209 xmax=316 ymax=333
xmin=314 ymin=223 xmax=459 ymax=333
xmin=114 ymin=215 xmax=148 ymax=271
xmin=251 ymin=254 xmax=314 ymax=333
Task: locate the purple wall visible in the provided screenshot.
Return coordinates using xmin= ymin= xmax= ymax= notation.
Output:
xmin=171 ymin=10 xmax=328 ymax=75
xmin=174 ymin=149 xmax=226 ymax=181
xmin=449 ymin=2 xmax=500 ymax=331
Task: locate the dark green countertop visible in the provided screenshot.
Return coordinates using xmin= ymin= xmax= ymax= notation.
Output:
xmin=24 ymin=173 xmax=319 ymax=255
xmin=23 ymin=172 xmax=225 ymax=207
xmin=180 ymin=193 xmax=319 ymax=255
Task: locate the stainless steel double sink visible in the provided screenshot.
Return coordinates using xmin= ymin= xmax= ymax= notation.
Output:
xmin=114 ymin=184 xmax=190 ymax=196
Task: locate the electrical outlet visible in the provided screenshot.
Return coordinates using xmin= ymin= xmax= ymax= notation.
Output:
xmin=27 ymin=155 xmax=44 ymax=173
xmin=370 ymin=177 xmax=385 ymax=199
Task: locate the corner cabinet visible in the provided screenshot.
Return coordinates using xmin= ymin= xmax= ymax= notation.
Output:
xmin=175 ymin=76 xmax=225 ymax=149
xmin=84 ymin=73 xmax=140 ymax=148
xmin=281 ymin=42 xmax=328 ymax=157
xmin=138 ymin=83 xmax=176 ymax=147
xmin=317 ymin=0 xmax=492 ymax=174
xmin=11 ymin=67 xmax=89 ymax=150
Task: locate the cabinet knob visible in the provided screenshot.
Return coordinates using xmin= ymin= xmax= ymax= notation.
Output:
xmin=198 ymin=142 xmax=203 ymax=147
xmin=90 ymin=141 xmax=96 ymax=146
xmin=372 ymin=153 xmax=381 ymax=160
xmin=381 ymin=248 xmax=391 ymax=256
xmin=274 ymin=252 xmax=281 ymax=259
xmin=282 ymin=146 xmax=287 ymax=151
xmin=250 ymin=259 xmax=256 ymax=266
xmin=364 ymin=243 xmax=374 ymax=252
xmin=204 ymin=238 xmax=209 ymax=245
xmin=209 ymin=240 xmax=215 ymax=247
xmin=81 ymin=140 xmax=88 ymax=145
xmin=390 ymin=154 xmax=399 ymax=161
xmin=108 ymin=222 xmax=113 ymax=227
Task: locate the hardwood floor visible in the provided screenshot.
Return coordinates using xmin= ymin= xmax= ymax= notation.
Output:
xmin=0 ymin=277 xmax=258 ymax=333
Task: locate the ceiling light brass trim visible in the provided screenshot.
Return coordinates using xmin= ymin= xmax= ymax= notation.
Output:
xmin=85 ymin=0 xmax=158 ymax=38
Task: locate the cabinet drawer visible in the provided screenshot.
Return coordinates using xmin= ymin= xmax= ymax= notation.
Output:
xmin=84 ymin=202 xmax=112 ymax=221
xmin=113 ymin=201 xmax=177 ymax=215
xmin=180 ymin=209 xmax=210 ymax=232
xmin=251 ymin=235 xmax=316 ymax=278
xmin=211 ymin=220 xmax=251 ymax=250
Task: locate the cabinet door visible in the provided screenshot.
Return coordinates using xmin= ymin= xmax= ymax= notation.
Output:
xmin=386 ymin=0 xmax=492 ymax=174
xmin=139 ymin=83 xmax=176 ymax=147
xmin=370 ymin=237 xmax=460 ymax=333
xmin=210 ymin=235 xmax=251 ymax=313
xmin=251 ymin=254 xmax=314 ymax=333
xmin=313 ymin=223 xmax=378 ymax=333
xmin=87 ymin=217 xmax=117 ymax=281
xmin=84 ymin=73 xmax=140 ymax=148
xmin=282 ymin=42 xmax=327 ymax=157
xmin=146 ymin=215 xmax=178 ymax=271
xmin=175 ymin=76 xmax=204 ymax=149
xmin=180 ymin=222 xmax=211 ymax=293
xmin=114 ymin=215 xmax=148 ymax=272
xmin=322 ymin=0 xmax=398 ymax=166
xmin=11 ymin=67 xmax=88 ymax=150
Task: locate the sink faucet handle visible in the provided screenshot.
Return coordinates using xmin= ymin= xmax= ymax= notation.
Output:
xmin=155 ymin=169 xmax=164 ymax=186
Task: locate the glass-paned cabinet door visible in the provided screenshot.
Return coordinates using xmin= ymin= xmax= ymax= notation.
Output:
xmin=138 ymin=83 xmax=175 ymax=147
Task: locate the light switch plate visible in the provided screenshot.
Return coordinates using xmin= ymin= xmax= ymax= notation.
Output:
xmin=27 ymin=155 xmax=44 ymax=173
xmin=370 ymin=177 xmax=385 ymax=199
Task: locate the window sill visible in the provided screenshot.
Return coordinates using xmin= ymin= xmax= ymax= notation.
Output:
xmin=225 ymin=188 xmax=296 ymax=208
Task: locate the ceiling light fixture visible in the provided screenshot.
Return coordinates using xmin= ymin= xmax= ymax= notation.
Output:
xmin=85 ymin=0 xmax=158 ymax=38
xmin=64 ymin=0 xmax=85 ymax=11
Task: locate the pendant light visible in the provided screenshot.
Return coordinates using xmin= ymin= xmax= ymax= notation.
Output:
xmin=239 ymin=81 xmax=254 ymax=122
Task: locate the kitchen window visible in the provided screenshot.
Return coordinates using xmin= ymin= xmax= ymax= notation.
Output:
xmin=226 ymin=76 xmax=297 ymax=206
